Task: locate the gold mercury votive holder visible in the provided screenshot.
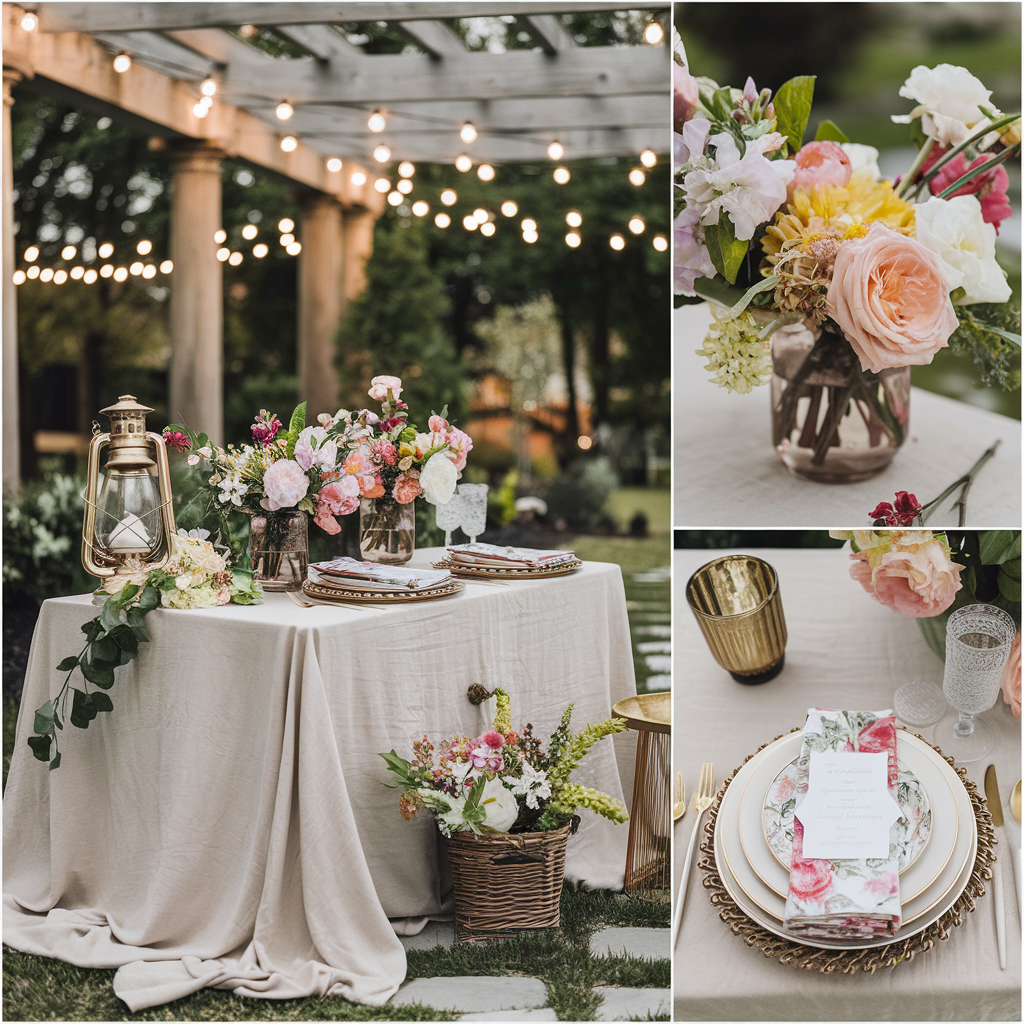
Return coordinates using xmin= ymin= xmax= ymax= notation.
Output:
xmin=685 ymin=554 xmax=788 ymax=685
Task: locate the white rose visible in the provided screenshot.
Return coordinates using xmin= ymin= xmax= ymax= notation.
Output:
xmin=419 ymin=451 xmax=458 ymax=505
xmin=893 ymin=64 xmax=995 ymax=146
xmin=479 ymin=779 xmax=519 ymax=833
xmin=913 ymin=196 xmax=1011 ymax=305
xmin=840 ymin=143 xmax=881 ymax=181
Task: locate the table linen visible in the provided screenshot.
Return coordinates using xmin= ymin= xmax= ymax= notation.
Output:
xmin=5 ymin=549 xmax=635 ymax=1011
xmin=673 ymin=303 xmax=1022 ymax=528
xmin=673 ymin=547 xmax=1021 ymax=1021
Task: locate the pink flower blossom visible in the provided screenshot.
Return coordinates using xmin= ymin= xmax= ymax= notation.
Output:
xmin=673 ymin=203 xmax=716 ymax=296
xmin=924 ymin=149 xmax=1013 ymax=232
xmin=314 ymin=478 xmax=360 ymax=534
xmin=368 ymin=375 xmax=403 ymax=402
xmin=869 ymin=491 xmax=922 ymax=527
xmin=446 ymin=427 xmax=473 ymax=472
xmin=673 ymin=62 xmax=699 ymax=130
xmin=1001 ymin=632 xmax=1021 ymax=719
xmin=863 ymin=872 xmax=899 ymax=898
xmin=481 ymin=730 xmax=504 ymax=749
xmin=261 ymin=459 xmax=309 ymax=511
xmin=428 ymin=414 xmax=450 ymax=434
xmin=364 ymin=476 xmax=386 ymax=499
xmin=251 ymin=410 xmax=282 ymax=446
xmin=369 ymin=437 xmax=398 ymax=467
xmin=162 ymin=430 xmax=191 ymax=452
xmin=788 ymin=857 xmax=833 ymax=902
xmin=788 ymin=141 xmax=852 ymax=192
xmin=392 ymin=470 xmax=423 ymax=504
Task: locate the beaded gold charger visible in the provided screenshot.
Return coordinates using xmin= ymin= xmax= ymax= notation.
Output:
xmin=432 ymin=557 xmax=582 ymax=579
xmin=301 ymin=579 xmax=465 ymax=604
xmin=698 ymin=730 xmax=995 ymax=974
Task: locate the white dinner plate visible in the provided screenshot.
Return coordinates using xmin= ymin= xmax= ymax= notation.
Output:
xmin=712 ymin=731 xmax=976 ymax=948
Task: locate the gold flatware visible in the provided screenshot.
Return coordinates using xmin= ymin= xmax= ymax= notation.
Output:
xmin=984 ymin=764 xmax=1007 ymax=970
xmin=1010 ymin=779 xmax=1021 ymax=924
xmin=672 ymin=773 xmax=686 ymax=822
xmin=672 ymin=762 xmax=714 ymax=947
xmin=1012 ymin=779 xmax=1021 ymax=824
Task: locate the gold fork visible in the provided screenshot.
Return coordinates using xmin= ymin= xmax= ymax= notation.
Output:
xmin=672 ymin=772 xmax=686 ymax=822
xmin=672 ymin=762 xmax=714 ymax=947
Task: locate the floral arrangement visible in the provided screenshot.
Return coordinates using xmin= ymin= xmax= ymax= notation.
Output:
xmin=673 ymin=35 xmax=1021 ymax=394
xmin=380 ymin=689 xmax=628 ymax=836
xmin=27 ymin=530 xmax=262 ymax=770
xmin=163 ymin=374 xmax=472 ymax=538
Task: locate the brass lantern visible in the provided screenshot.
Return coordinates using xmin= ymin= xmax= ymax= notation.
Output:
xmin=82 ymin=396 xmax=177 ymax=578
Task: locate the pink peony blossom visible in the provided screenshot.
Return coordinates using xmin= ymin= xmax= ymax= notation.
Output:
xmin=392 ymin=470 xmax=423 ymax=504
xmin=368 ymin=375 xmax=403 ymax=402
xmin=788 ymin=857 xmax=833 ymax=903
xmin=261 ymin=459 xmax=309 ymax=511
xmin=369 ymin=437 xmax=398 ymax=467
xmin=863 ymin=872 xmax=899 ymax=898
xmin=1001 ymin=632 xmax=1021 ymax=718
xmin=428 ymin=414 xmax=450 ymax=434
xmin=314 ymin=478 xmax=360 ymax=534
xmin=848 ymin=533 xmax=963 ymax=617
xmin=788 ymin=141 xmax=852 ymax=192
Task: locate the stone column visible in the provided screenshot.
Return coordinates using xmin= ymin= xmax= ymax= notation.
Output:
xmin=165 ymin=142 xmax=224 ymax=444
xmin=340 ymin=208 xmax=376 ymax=301
xmin=3 ymin=70 xmax=22 ymax=492
xmin=297 ymin=193 xmax=344 ymax=417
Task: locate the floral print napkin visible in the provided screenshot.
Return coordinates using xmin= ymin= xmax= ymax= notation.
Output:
xmin=783 ymin=708 xmax=903 ymax=941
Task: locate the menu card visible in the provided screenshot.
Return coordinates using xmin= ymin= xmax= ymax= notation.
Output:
xmin=448 ymin=542 xmax=575 ymax=568
xmin=308 ymin=558 xmax=451 ymax=591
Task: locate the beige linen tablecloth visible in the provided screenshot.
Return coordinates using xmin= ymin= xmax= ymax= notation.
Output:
xmin=4 ymin=548 xmax=635 ymax=1011
xmin=674 ymin=303 xmax=1022 ymax=528
xmin=673 ymin=547 xmax=1021 ymax=1021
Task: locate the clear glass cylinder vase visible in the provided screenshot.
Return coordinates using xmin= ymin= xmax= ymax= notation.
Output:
xmin=249 ymin=510 xmax=308 ymax=592
xmin=770 ymin=319 xmax=910 ymax=483
xmin=359 ymin=495 xmax=415 ymax=564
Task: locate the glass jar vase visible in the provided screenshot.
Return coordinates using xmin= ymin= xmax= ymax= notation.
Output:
xmin=249 ymin=510 xmax=308 ymax=591
xmin=770 ymin=319 xmax=910 ymax=483
xmin=359 ymin=495 xmax=415 ymax=564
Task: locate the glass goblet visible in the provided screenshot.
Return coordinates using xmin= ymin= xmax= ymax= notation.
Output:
xmin=939 ymin=603 xmax=1016 ymax=763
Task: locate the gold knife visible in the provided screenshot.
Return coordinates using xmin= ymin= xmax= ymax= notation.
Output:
xmin=985 ymin=764 xmax=1007 ymax=970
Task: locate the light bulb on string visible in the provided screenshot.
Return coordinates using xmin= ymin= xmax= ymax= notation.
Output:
xmin=98 ymin=243 xmax=114 ymax=259
xmin=480 ymin=222 xmax=495 ymax=237
xmin=398 ymin=161 xmax=415 ymax=178
xmin=12 ymin=270 xmax=26 ymax=285
xmin=387 ymin=191 xmax=403 ymax=206
xmin=27 ymin=265 xmax=40 ymax=279
xmin=434 ymin=212 xmax=451 ymax=228
xmin=113 ymin=267 xmax=128 ymax=282
xmin=610 ymin=234 xmax=625 ymax=250
xmin=652 ymin=235 xmax=668 ymax=251
xmin=500 ymin=201 xmax=518 ymax=217
xmin=216 ymin=247 xmax=230 ymax=262
xmin=278 ymin=218 xmax=294 ymax=233
xmin=327 ymin=157 xmax=343 ymax=173
xmin=473 ymin=208 xmax=489 ymax=225
xmin=460 ymin=121 xmax=477 ymax=143
xmin=253 ymin=244 xmax=268 ymax=258
xmin=373 ymin=177 xmax=391 ymax=193
xmin=412 ymin=201 xmax=429 ymax=217
xmin=70 ymin=266 xmax=84 ymax=279
xmin=547 ymin=141 xmax=564 ymax=160
xmin=84 ymin=268 xmax=98 ymax=283
xmin=142 ymin=264 xmax=156 ymax=278
xmin=373 ymin=144 xmax=391 ymax=164
xmin=640 ymin=149 xmax=657 ymax=168
xmin=477 ymin=164 xmax=495 ymax=181
xmin=193 ymin=103 xmax=209 ymax=118
xmin=113 ymin=53 xmax=132 ymax=73
xmin=462 ymin=215 xmax=478 ymax=231
xmin=24 ymin=245 xmax=39 ymax=262
xmin=397 ymin=178 xmax=413 ymax=194
xmin=629 ymin=168 xmax=646 ymax=186
xmin=159 ymin=260 xmax=173 ymax=273
xmin=628 ymin=216 xmax=645 ymax=234
xmin=368 ymin=110 xmax=386 ymax=133
xmin=351 ymin=171 xmax=367 ymax=186
xmin=565 ymin=232 xmax=581 ymax=248
xmin=53 ymin=270 xmax=67 ymax=285
xmin=440 ymin=189 xmax=457 ymax=206
xmin=553 ymin=166 xmax=570 ymax=184
xmin=280 ymin=135 xmax=297 ymax=152
xmin=522 ymin=229 xmax=538 ymax=244
xmin=61 ymin=245 xmax=76 ymax=260
xmin=20 ymin=11 xmax=37 ymax=31
xmin=241 ymin=224 xmax=258 ymax=240
xmin=643 ymin=20 xmax=664 ymax=44
xmin=200 ymin=95 xmax=213 ymax=109
xmin=276 ymin=101 xmax=294 ymax=120
xmin=521 ymin=219 xmax=537 ymax=232
xmin=137 ymin=240 xmax=153 ymax=254
xmin=280 ymin=233 xmax=295 ymax=246
xmin=228 ymin=252 xmax=243 ymax=266
xmin=455 ymin=154 xmax=472 ymax=173
xmin=566 ymin=211 xmax=582 ymax=228
xmin=201 ymin=77 xmax=217 ymax=97
xmin=286 ymin=242 xmax=302 ymax=255
xmin=214 ymin=229 xmax=227 ymax=244
xmin=99 ymin=265 xmax=112 ymax=278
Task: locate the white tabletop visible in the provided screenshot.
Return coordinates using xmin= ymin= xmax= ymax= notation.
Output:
xmin=672 ymin=546 xmax=1021 ymax=1021
xmin=673 ymin=303 xmax=1022 ymax=528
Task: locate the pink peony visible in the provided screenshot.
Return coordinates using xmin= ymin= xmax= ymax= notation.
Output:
xmin=261 ymin=459 xmax=309 ymax=511
xmin=369 ymin=437 xmax=398 ymax=467
xmin=863 ymin=872 xmax=899 ymax=898
xmin=827 ymin=223 xmax=958 ymax=372
xmin=392 ymin=470 xmax=423 ymax=504
xmin=848 ymin=534 xmax=963 ymax=617
xmin=789 ymin=141 xmax=852 ymax=192
xmin=314 ymin=478 xmax=360 ymax=534
xmin=788 ymin=857 xmax=833 ymax=903
xmin=368 ymin=375 xmax=403 ymax=402
xmin=1001 ymin=632 xmax=1021 ymax=718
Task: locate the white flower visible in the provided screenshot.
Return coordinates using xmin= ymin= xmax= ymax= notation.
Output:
xmin=841 ymin=143 xmax=881 ymax=181
xmin=178 ymin=527 xmax=211 ymax=541
xmin=508 ymin=763 xmax=552 ymax=810
xmin=479 ymin=779 xmax=518 ymax=833
xmin=187 ymin=445 xmax=212 ymax=467
xmin=294 ymin=426 xmax=338 ymax=472
xmin=216 ymin=471 xmax=249 ymax=507
xmin=696 ymin=309 xmax=772 ymax=394
xmin=913 ymin=195 xmax=1011 ymax=305
xmin=893 ymin=64 xmax=996 ymax=147
xmin=419 ymin=451 xmax=458 ymax=505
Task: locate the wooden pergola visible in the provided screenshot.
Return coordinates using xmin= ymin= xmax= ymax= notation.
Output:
xmin=2 ymin=1 xmax=668 ymax=488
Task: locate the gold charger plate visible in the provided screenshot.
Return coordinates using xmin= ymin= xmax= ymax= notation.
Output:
xmin=301 ymin=579 xmax=465 ymax=604
xmin=612 ymin=693 xmax=670 ymax=734
xmin=433 ymin=557 xmax=582 ymax=579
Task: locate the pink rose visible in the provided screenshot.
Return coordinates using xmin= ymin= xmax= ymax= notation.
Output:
xmin=849 ymin=534 xmax=963 ymax=617
xmin=368 ymin=375 xmax=403 ymax=402
xmin=313 ymin=478 xmax=360 ymax=535
xmin=1001 ymin=632 xmax=1021 ymax=719
xmin=862 ymin=872 xmax=899 ymax=898
xmin=428 ymin=414 xmax=449 ymax=434
xmin=392 ymin=470 xmax=423 ymax=504
xmin=261 ymin=459 xmax=309 ymax=511
xmin=773 ymin=776 xmax=796 ymax=801
xmin=788 ymin=857 xmax=833 ymax=903
xmin=827 ymin=223 xmax=958 ymax=373
xmin=789 ymin=141 xmax=852 ymax=192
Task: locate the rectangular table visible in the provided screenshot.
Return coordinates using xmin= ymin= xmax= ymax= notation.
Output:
xmin=4 ymin=548 xmax=636 ymax=1012
xmin=673 ymin=547 xmax=1021 ymax=1021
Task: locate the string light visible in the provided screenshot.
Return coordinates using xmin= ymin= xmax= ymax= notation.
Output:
xmin=326 ymin=157 xmax=343 ymax=173
xmin=27 ymin=265 xmax=40 ymax=279
xmin=214 ymin=229 xmax=227 ymax=243
xmin=473 ymin=208 xmax=489 ymax=225
xmin=521 ymin=218 xmax=537 ymax=232
xmin=53 ymin=269 xmax=67 ymax=285
xmin=578 ymin=435 xmax=594 ymax=450
xmin=39 ymin=268 xmax=54 ymax=282
xmin=463 ymin=215 xmax=478 ymax=231
xmin=547 ymin=141 xmax=564 ymax=160
xmin=136 ymin=239 xmax=152 ymax=254
xmin=280 ymin=233 xmax=295 ymax=245
xmin=460 ymin=122 xmax=477 ymax=143
xmin=501 ymin=200 xmax=518 ymax=217
xmin=99 ymin=265 xmax=113 ymax=278
xmin=113 ymin=54 xmax=132 ymax=73
xmin=629 ymin=168 xmax=646 ymax=186
xmin=278 ymin=219 xmax=294 ymax=233
xmin=387 ymin=191 xmax=403 ymax=206
xmin=434 ymin=212 xmax=451 ymax=228
xmin=480 ymin=222 xmax=495 ymax=236
xmin=523 ymin=229 xmax=538 ymax=244
xmin=253 ymin=244 xmax=268 ymax=258
xmin=216 ymin=247 xmax=230 ymax=261
xmin=193 ymin=103 xmax=209 ymax=118
xmin=455 ymin=155 xmax=472 ymax=173
xmin=640 ymin=149 xmax=657 ymax=168
xmin=12 ymin=270 xmax=25 ymax=284
xmin=565 ymin=231 xmax=581 ymax=248
xmin=228 ymin=252 xmax=243 ymax=266
xmin=20 ymin=11 xmax=37 ymax=30
xmin=368 ymin=110 xmax=386 ymax=133
xmin=61 ymin=244 xmax=76 ymax=260
xmin=142 ymin=264 xmax=156 ymax=278
xmin=70 ymin=266 xmax=84 ymax=279
xmin=129 ymin=262 xmax=143 ymax=275
xmin=441 ymin=189 xmax=457 ymax=206
xmin=412 ymin=201 xmax=429 ymax=216
xmin=83 ymin=269 xmax=98 ymax=283
xmin=652 ymin=235 xmax=668 ymax=251
xmin=200 ymin=95 xmax=213 ymax=109
xmin=398 ymin=161 xmax=415 ymax=178
xmin=286 ymin=241 xmax=302 ymax=255
xmin=280 ymin=136 xmax=297 ymax=152
xmin=373 ymin=177 xmax=391 ymax=193
xmin=566 ymin=211 xmax=582 ymax=228
xmin=553 ymin=167 xmax=570 ymax=184
xmin=477 ymin=164 xmax=495 ymax=181
xmin=24 ymin=245 xmax=39 ymax=262
xmin=113 ymin=267 xmax=128 ymax=281
xmin=643 ymin=20 xmax=664 ymax=44
xmin=159 ymin=260 xmax=173 ymax=273
xmin=373 ymin=144 xmax=391 ymax=163
xmin=397 ymin=178 xmax=414 ymax=194
xmin=98 ymin=242 xmax=114 ymax=259
xmin=351 ymin=171 xmax=367 ymax=186
xmin=201 ymin=77 xmax=217 ymax=97
xmin=276 ymin=101 xmax=294 ymax=120
xmin=241 ymin=224 xmax=258 ymax=240
xmin=609 ymin=234 xmax=625 ymax=250
xmin=628 ymin=216 xmax=646 ymax=234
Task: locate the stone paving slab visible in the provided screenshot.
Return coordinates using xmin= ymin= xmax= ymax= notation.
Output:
xmin=593 ymin=986 xmax=671 ymax=1021
xmin=398 ymin=921 xmax=456 ymax=951
xmin=589 ymin=926 xmax=671 ymax=960
xmin=393 ymin=975 xmax=548 ymax=1014
xmin=459 ymin=1010 xmax=558 ymax=1021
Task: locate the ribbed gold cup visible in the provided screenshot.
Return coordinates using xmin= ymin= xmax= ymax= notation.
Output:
xmin=685 ymin=554 xmax=788 ymax=684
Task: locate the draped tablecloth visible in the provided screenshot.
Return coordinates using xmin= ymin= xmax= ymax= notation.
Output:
xmin=4 ymin=548 xmax=635 ymax=1011
xmin=674 ymin=303 xmax=1022 ymax=528
xmin=673 ymin=547 xmax=1021 ymax=1021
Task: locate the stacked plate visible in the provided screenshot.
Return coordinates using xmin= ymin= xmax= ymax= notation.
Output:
xmin=301 ymin=558 xmax=464 ymax=604
xmin=712 ymin=730 xmax=977 ymax=950
xmin=443 ymin=542 xmax=582 ymax=579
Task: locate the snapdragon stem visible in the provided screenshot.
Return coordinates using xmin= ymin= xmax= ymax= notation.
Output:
xmin=917 ymin=439 xmax=1001 ymax=527
xmin=894 ymin=138 xmax=936 ymax=199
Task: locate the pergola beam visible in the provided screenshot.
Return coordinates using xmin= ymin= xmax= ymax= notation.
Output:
xmin=395 ymin=19 xmax=469 ymax=59
xmin=517 ymin=15 xmax=577 ymax=54
xmin=37 ymin=2 xmax=667 ymax=34
xmin=272 ymin=23 xmax=362 ymax=61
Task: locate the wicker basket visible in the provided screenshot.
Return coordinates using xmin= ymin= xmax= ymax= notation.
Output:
xmin=446 ymin=824 xmax=572 ymax=932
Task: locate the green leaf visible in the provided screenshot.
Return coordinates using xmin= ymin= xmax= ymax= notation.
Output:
xmin=87 ymin=691 xmax=113 ymax=713
xmin=710 ymin=86 xmax=734 ymax=123
xmin=111 ymin=625 xmax=139 ymax=653
xmin=979 ymin=531 xmax=1019 ymax=565
xmin=118 ymin=582 xmax=140 ymax=604
xmin=34 ymin=700 xmax=55 ymax=736
xmin=99 ymin=600 xmax=123 ymax=634
xmin=71 ymin=687 xmax=98 ymax=728
xmin=56 ymin=656 xmax=80 ymax=673
xmin=998 ymin=568 xmax=1022 ymax=604
xmin=285 ymin=402 xmax=307 ymax=458
xmin=92 ymin=635 xmax=119 ymax=662
xmin=49 ymin=751 xmax=61 ymax=771
xmin=702 ymin=218 xmax=748 ymax=285
xmin=693 ymin=274 xmax=779 ymax=320
xmin=774 ymin=75 xmax=815 ymax=153
xmin=28 ymin=735 xmax=51 ymax=761
xmin=814 ymin=119 xmax=848 ymax=144
xmin=82 ymin=618 xmax=105 ymax=641
xmin=136 ymin=586 xmax=161 ymax=613
xmin=80 ymin=657 xmax=116 ymax=689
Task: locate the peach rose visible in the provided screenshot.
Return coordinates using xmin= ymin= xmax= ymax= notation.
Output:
xmin=827 ymin=223 xmax=958 ymax=373
xmin=789 ymin=141 xmax=852 ymax=192
xmin=849 ymin=533 xmax=963 ymax=617
xmin=1001 ymin=631 xmax=1021 ymax=719
xmin=392 ymin=469 xmax=423 ymax=504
